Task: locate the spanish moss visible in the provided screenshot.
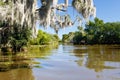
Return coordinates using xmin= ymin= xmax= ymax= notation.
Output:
xmin=0 ymin=0 xmax=96 ymax=34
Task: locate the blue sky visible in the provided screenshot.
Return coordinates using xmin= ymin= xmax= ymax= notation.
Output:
xmin=39 ymin=0 xmax=120 ymax=39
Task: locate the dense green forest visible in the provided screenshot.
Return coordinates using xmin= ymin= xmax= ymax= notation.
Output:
xmin=62 ymin=18 xmax=120 ymax=44
xmin=0 ymin=20 xmax=59 ymax=53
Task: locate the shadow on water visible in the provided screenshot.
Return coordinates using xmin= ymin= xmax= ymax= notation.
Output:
xmin=0 ymin=54 xmax=31 ymax=71
xmin=0 ymin=45 xmax=58 ymax=71
xmin=0 ymin=68 xmax=35 ymax=80
xmin=0 ymin=54 xmax=35 ymax=79
xmin=0 ymin=45 xmax=58 ymax=80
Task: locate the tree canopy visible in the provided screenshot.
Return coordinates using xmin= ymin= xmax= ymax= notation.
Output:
xmin=62 ymin=18 xmax=120 ymax=44
xmin=0 ymin=0 xmax=96 ymax=35
xmin=0 ymin=0 xmax=96 ymax=52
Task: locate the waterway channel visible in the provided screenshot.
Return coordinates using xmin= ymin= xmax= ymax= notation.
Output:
xmin=0 ymin=44 xmax=120 ymax=80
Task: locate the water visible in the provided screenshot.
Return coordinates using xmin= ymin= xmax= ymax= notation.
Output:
xmin=0 ymin=44 xmax=120 ymax=80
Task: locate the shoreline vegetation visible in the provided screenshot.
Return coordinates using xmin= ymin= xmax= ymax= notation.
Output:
xmin=0 ymin=17 xmax=120 ymax=71
xmin=62 ymin=18 xmax=120 ymax=45
xmin=0 ymin=19 xmax=59 ymax=71
xmin=0 ymin=19 xmax=59 ymax=53
xmin=0 ymin=44 xmax=58 ymax=72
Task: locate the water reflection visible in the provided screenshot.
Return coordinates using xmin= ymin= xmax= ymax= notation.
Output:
xmin=0 ymin=55 xmax=31 ymax=71
xmin=28 ymin=45 xmax=58 ymax=58
xmin=0 ymin=45 xmax=120 ymax=80
xmin=36 ymin=45 xmax=120 ymax=80
xmin=0 ymin=68 xmax=34 ymax=80
xmin=73 ymin=45 xmax=120 ymax=72
xmin=0 ymin=45 xmax=58 ymax=80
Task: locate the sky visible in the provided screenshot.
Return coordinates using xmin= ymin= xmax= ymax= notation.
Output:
xmin=38 ymin=0 xmax=120 ymax=39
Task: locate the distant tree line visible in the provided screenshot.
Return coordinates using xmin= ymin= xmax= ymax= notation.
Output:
xmin=62 ymin=18 xmax=120 ymax=44
xmin=29 ymin=30 xmax=59 ymax=45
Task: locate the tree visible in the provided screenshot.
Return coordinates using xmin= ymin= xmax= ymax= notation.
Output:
xmin=0 ymin=20 xmax=11 ymax=49
xmin=0 ymin=20 xmax=31 ymax=53
xmin=0 ymin=0 xmax=96 ymax=52
xmin=85 ymin=18 xmax=104 ymax=44
xmin=63 ymin=18 xmax=120 ymax=44
xmin=29 ymin=30 xmax=59 ymax=45
xmin=102 ymin=22 xmax=120 ymax=44
xmin=62 ymin=34 xmax=70 ymax=43
xmin=73 ymin=31 xmax=83 ymax=44
xmin=10 ymin=23 xmax=31 ymax=52
xmin=85 ymin=18 xmax=120 ymax=44
xmin=62 ymin=32 xmax=75 ymax=43
xmin=0 ymin=0 xmax=96 ymax=34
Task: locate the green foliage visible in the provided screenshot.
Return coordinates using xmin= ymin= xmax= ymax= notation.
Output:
xmin=0 ymin=20 xmax=31 ymax=53
xmin=0 ymin=2 xmax=5 ymax=6
xmin=85 ymin=18 xmax=104 ymax=44
xmin=73 ymin=32 xmax=82 ymax=44
xmin=102 ymin=22 xmax=120 ymax=44
xmin=62 ymin=18 xmax=120 ymax=44
xmin=10 ymin=23 xmax=31 ymax=52
xmin=62 ymin=32 xmax=74 ymax=43
xmin=85 ymin=18 xmax=120 ymax=44
xmin=30 ymin=30 xmax=59 ymax=45
xmin=62 ymin=34 xmax=69 ymax=43
xmin=53 ymin=34 xmax=59 ymax=41
xmin=0 ymin=20 xmax=11 ymax=47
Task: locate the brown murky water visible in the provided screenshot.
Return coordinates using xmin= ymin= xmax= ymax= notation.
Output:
xmin=0 ymin=45 xmax=120 ymax=80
